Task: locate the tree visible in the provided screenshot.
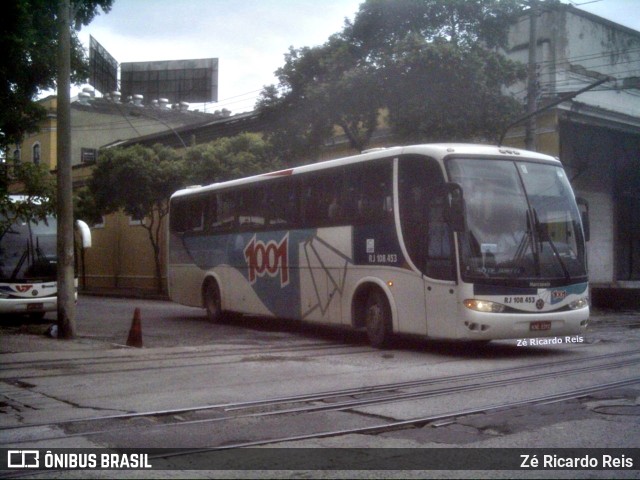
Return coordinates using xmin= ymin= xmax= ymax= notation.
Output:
xmin=346 ymin=0 xmax=526 ymax=143
xmin=257 ymin=35 xmax=383 ymax=163
xmin=256 ymin=48 xmax=337 ymax=165
xmin=87 ymin=135 xmax=280 ymax=294
xmin=345 ymin=0 xmax=522 ymax=53
xmin=381 ymin=36 xmax=525 ymax=143
xmin=183 ymin=133 xmax=282 ymax=185
xmin=0 ymin=0 xmax=113 ymax=150
xmin=257 ymin=0 xmax=528 ymax=152
xmin=0 ymin=162 xmax=56 ymax=241
xmin=89 ymin=144 xmax=185 ymax=293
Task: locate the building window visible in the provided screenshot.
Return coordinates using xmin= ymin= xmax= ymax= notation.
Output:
xmin=32 ymin=143 xmax=41 ymax=165
xmin=81 ymin=148 xmax=97 ymax=164
xmin=13 ymin=148 xmax=21 ymax=163
xmin=129 ymin=213 xmax=145 ymax=226
xmin=91 ymin=216 xmax=106 ymax=229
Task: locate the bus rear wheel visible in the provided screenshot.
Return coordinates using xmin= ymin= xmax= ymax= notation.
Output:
xmin=203 ymin=280 xmax=224 ymax=323
xmin=365 ymin=289 xmax=392 ymax=349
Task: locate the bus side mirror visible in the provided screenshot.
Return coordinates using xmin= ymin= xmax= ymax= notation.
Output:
xmin=576 ymin=197 xmax=590 ymax=242
xmin=444 ymin=182 xmax=465 ymax=233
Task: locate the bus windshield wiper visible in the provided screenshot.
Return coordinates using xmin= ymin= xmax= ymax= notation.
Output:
xmin=532 ymin=208 xmax=571 ymax=281
xmin=10 ymin=248 xmax=29 ymax=281
xmin=513 ymin=211 xmax=533 ymax=264
xmin=523 ymin=209 xmax=540 ymax=276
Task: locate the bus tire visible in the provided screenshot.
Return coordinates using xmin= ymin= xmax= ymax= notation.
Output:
xmin=203 ymin=279 xmax=224 ymax=323
xmin=365 ymin=289 xmax=392 ymax=349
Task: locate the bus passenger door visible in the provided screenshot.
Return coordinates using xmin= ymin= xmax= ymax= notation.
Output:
xmin=398 ymin=155 xmax=458 ymax=338
xmin=423 ymin=194 xmax=458 ymax=339
xmin=423 ymin=280 xmax=459 ymax=339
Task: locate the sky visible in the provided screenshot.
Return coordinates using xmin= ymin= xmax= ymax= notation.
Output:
xmin=72 ymin=0 xmax=640 ymax=115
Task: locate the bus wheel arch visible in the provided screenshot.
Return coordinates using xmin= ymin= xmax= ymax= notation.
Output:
xmin=351 ymin=281 xmax=395 ymax=349
xmin=202 ymin=276 xmax=225 ymax=323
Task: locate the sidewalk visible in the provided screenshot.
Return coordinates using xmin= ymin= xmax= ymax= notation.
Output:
xmin=80 ymin=287 xmax=170 ymax=301
xmin=2 ymin=304 xmax=639 ymax=356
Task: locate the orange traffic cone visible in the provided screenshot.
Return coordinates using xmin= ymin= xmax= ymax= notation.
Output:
xmin=126 ymin=308 xmax=143 ymax=348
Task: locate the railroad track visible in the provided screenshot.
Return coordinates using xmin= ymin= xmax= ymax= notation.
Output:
xmin=205 ymin=376 xmax=640 ymax=450
xmin=0 ymin=341 xmax=367 ymax=379
xmin=3 ymin=349 xmax=640 ymax=449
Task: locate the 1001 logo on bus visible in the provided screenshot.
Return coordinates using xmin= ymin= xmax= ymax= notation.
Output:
xmin=243 ymin=234 xmax=289 ymax=287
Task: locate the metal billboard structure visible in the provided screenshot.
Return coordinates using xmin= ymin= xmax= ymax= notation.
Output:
xmin=120 ymin=58 xmax=219 ymax=104
xmin=89 ymin=36 xmax=118 ymax=95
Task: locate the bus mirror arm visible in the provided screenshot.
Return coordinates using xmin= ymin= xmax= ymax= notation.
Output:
xmin=75 ymin=220 xmax=92 ymax=249
xmin=576 ymin=197 xmax=590 ymax=242
xmin=444 ymin=182 xmax=465 ymax=233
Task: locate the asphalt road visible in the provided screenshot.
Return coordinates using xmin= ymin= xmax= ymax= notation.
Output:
xmin=5 ymin=294 xmax=639 ymax=350
xmin=1 ymin=297 xmax=640 ymax=478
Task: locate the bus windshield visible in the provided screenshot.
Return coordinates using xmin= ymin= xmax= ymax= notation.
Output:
xmin=447 ymin=158 xmax=587 ymax=284
xmin=0 ymin=216 xmax=57 ymax=282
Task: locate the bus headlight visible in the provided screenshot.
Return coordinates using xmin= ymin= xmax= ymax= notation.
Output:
xmin=568 ymin=297 xmax=589 ymax=310
xmin=464 ymin=299 xmax=506 ymax=313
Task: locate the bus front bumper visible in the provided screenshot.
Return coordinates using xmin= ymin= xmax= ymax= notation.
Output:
xmin=0 ymin=296 xmax=58 ymax=316
xmin=459 ymin=307 xmax=590 ymax=341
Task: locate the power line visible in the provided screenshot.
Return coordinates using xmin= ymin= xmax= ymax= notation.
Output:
xmin=568 ymin=0 xmax=605 ymax=6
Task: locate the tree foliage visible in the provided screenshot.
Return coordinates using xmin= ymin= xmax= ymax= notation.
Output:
xmin=0 ymin=162 xmax=56 ymax=241
xmin=89 ymin=144 xmax=184 ymax=293
xmin=183 ymin=133 xmax=282 ymax=185
xmin=73 ymin=186 xmax=104 ymax=227
xmin=257 ymin=35 xmax=383 ymax=163
xmin=382 ymin=36 xmax=524 ymax=142
xmin=346 ymin=0 xmax=522 ymax=53
xmin=0 ymin=0 xmax=113 ymax=150
xmin=257 ymin=0 xmax=528 ymax=156
xmin=87 ymin=135 xmax=281 ymax=292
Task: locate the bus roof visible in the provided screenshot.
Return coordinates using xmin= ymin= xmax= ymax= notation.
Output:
xmin=171 ymin=143 xmax=561 ymax=200
xmin=7 ymin=195 xmax=46 ymax=204
xmin=7 ymin=194 xmax=46 ymax=205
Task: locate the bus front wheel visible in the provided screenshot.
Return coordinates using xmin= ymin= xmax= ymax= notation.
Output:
xmin=203 ymin=280 xmax=224 ymax=323
xmin=365 ymin=289 xmax=392 ymax=349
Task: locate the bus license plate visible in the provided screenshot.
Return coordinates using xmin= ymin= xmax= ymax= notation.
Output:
xmin=27 ymin=303 xmax=44 ymax=311
xmin=530 ymin=321 xmax=551 ymax=331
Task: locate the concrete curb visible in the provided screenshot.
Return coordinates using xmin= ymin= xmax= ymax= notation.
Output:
xmin=79 ymin=289 xmax=170 ymax=302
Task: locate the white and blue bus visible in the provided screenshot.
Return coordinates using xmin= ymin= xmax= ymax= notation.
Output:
xmin=168 ymin=144 xmax=589 ymax=347
xmin=0 ymin=196 xmax=91 ymax=319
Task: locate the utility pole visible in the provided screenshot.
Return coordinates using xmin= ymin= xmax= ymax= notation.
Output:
xmin=525 ymin=0 xmax=538 ymax=151
xmin=499 ymin=77 xmax=609 ymax=146
xmin=56 ymin=0 xmax=76 ymax=338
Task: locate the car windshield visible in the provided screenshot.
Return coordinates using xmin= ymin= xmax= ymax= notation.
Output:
xmin=447 ymin=158 xmax=587 ymax=284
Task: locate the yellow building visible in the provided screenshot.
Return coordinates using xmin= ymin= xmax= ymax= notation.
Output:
xmin=8 ymin=96 xmax=58 ymax=169
xmin=8 ymin=92 xmax=216 ymax=294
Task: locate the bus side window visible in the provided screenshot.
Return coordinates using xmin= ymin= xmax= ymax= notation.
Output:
xmin=191 ymin=199 xmax=205 ymax=232
xmin=284 ymin=182 xmax=299 ymax=226
xmin=207 ymin=194 xmax=218 ymax=231
xmin=238 ymin=187 xmax=265 ymax=227
xmin=344 ymin=160 xmax=392 ymax=224
xmin=264 ymin=180 xmax=299 ymax=227
xmin=301 ymin=173 xmax=341 ymax=226
xmin=170 ymin=200 xmax=187 ymax=233
xmin=171 ymin=197 xmax=206 ymax=234
xmin=213 ymin=192 xmax=237 ymax=231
